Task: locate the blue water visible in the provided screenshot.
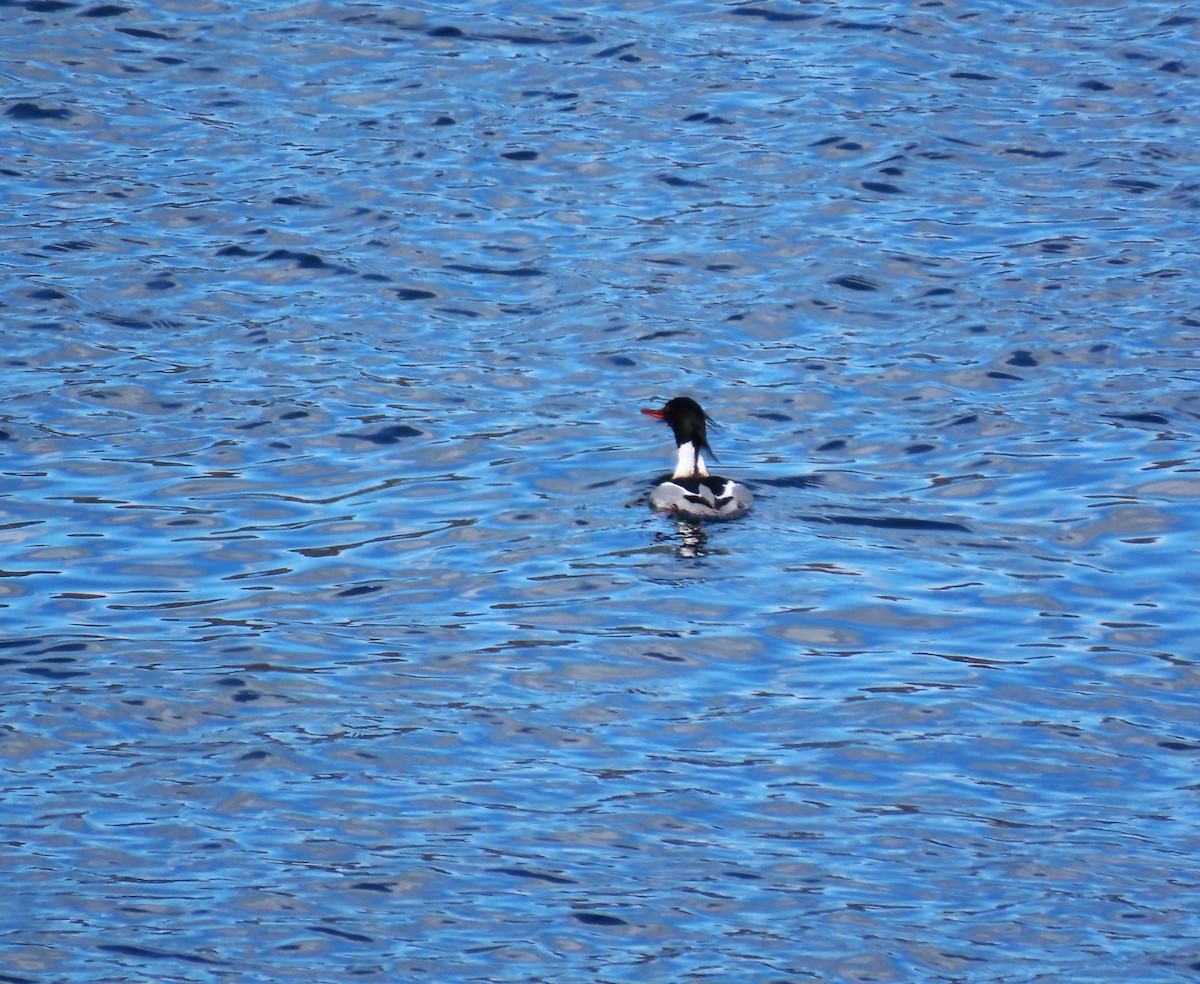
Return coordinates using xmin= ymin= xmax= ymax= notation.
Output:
xmin=3 ymin=1 xmax=1200 ymax=980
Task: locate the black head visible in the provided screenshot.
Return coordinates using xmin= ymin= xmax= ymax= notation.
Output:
xmin=641 ymin=396 xmax=717 ymax=457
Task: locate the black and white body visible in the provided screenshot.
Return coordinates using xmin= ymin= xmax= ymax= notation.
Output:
xmin=641 ymin=396 xmax=753 ymax=520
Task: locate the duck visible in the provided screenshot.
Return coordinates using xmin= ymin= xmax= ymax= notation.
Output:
xmin=641 ymin=396 xmax=753 ymax=520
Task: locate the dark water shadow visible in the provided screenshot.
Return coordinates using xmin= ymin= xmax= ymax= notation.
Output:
xmin=803 ymin=513 xmax=972 ymax=534
xmin=752 ymin=474 xmax=825 ymax=490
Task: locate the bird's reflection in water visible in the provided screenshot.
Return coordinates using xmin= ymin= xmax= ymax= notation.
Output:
xmin=652 ymin=518 xmax=710 ymax=558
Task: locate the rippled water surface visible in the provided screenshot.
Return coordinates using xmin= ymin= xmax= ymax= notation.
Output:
xmin=4 ymin=0 xmax=1200 ymax=980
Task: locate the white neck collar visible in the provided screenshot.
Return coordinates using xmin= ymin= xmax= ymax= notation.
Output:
xmin=673 ymin=441 xmax=709 ymax=479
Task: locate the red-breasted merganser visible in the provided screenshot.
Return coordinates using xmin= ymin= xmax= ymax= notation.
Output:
xmin=641 ymin=396 xmax=753 ymax=520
